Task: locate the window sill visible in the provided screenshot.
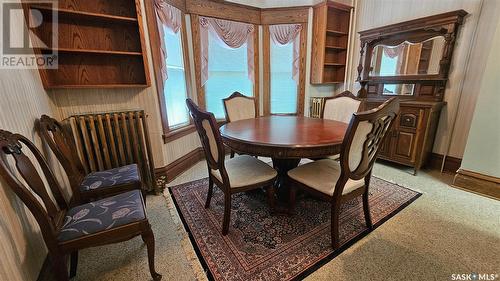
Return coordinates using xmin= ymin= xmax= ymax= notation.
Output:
xmin=162 ymin=124 xmax=196 ymax=143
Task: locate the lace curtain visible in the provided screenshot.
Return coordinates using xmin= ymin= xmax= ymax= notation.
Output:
xmin=199 ymin=16 xmax=255 ymax=86
xmin=269 ymin=24 xmax=302 ymax=84
xmin=154 ymin=0 xmax=182 ymax=82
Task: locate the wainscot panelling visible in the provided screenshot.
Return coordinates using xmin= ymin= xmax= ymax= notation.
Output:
xmin=0 ymin=3 xmax=67 ymax=279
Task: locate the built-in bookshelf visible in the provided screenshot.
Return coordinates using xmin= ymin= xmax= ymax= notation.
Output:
xmin=25 ymin=0 xmax=150 ymax=89
xmin=310 ymin=1 xmax=353 ymax=84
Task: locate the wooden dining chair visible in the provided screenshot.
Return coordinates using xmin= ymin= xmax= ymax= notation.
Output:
xmin=320 ymin=90 xmax=363 ymax=160
xmin=186 ymin=98 xmax=277 ymax=235
xmin=36 ymin=115 xmax=143 ymax=204
xmin=223 ymin=92 xmax=258 ymax=158
xmin=288 ymin=97 xmax=399 ymax=249
xmin=0 ymin=129 xmax=161 ymax=281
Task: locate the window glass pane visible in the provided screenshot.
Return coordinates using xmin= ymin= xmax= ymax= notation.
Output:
xmin=205 ymin=32 xmax=253 ymax=119
xmin=163 ymin=27 xmax=189 ymax=128
xmin=270 ymin=42 xmax=297 ymax=114
xmin=379 ymin=51 xmax=399 ymax=76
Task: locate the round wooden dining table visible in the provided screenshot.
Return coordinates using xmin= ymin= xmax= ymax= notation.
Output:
xmin=219 ymin=115 xmax=349 ymax=190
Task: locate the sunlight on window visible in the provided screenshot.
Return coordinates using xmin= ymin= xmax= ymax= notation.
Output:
xmin=270 ymin=42 xmax=297 ymax=114
xmin=205 ymin=32 xmax=253 ymax=119
xmin=164 ymin=27 xmax=189 ymax=128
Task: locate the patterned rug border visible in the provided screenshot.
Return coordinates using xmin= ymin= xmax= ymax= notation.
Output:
xmin=168 ymin=177 xmax=422 ymax=281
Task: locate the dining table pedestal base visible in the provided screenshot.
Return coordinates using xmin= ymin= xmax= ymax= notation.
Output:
xmin=272 ymin=158 xmax=301 ymax=199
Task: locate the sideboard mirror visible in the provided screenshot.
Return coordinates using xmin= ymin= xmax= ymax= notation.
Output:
xmin=356 ymin=10 xmax=468 ymax=101
xmin=370 ymin=36 xmax=445 ymax=77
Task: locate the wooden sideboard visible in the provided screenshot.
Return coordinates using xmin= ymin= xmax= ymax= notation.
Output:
xmin=363 ymin=99 xmax=444 ymax=175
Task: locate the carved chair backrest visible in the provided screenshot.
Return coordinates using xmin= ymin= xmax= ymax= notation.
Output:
xmin=0 ymin=129 xmax=68 ymax=248
xmin=186 ymin=99 xmax=230 ymax=185
xmin=223 ymin=92 xmax=257 ymax=122
xmin=338 ymin=98 xmax=399 ymax=188
xmin=322 ymin=91 xmax=363 ymax=123
xmin=36 ymin=115 xmax=86 ymax=190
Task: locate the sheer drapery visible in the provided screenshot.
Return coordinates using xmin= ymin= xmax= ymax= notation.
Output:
xmin=199 ymin=16 xmax=255 ymax=86
xmin=383 ymin=44 xmax=404 ymax=58
xmin=154 ymin=0 xmax=182 ymax=81
xmin=269 ymin=24 xmax=302 ymax=84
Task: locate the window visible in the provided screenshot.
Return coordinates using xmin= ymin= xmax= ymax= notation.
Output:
xmin=270 ymin=42 xmax=297 ymax=114
xmin=163 ymin=27 xmax=189 ymax=128
xmin=205 ymin=32 xmax=253 ymax=119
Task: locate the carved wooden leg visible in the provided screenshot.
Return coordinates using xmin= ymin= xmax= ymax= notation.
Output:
xmin=288 ymin=184 xmax=297 ymax=215
xmin=69 ymin=251 xmax=78 ymax=278
xmin=266 ymin=185 xmax=276 ymax=214
xmin=331 ymin=203 xmax=341 ymax=249
xmin=142 ymin=226 xmax=162 ymax=281
xmin=205 ymin=177 xmax=214 ymax=208
xmin=362 ymin=189 xmax=373 ymax=230
xmin=50 ymin=253 xmax=69 ymax=281
xmin=222 ymin=192 xmax=231 ymax=235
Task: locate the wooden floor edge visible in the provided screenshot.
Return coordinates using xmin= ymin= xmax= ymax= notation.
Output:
xmin=453 ymin=169 xmax=500 ymax=200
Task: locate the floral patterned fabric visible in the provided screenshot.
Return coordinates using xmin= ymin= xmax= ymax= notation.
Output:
xmin=80 ymin=164 xmax=141 ymax=192
xmin=58 ymin=190 xmax=146 ymax=242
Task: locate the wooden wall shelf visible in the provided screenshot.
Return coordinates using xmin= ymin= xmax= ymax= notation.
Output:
xmin=26 ymin=0 xmax=150 ymax=89
xmin=310 ymin=1 xmax=353 ymax=84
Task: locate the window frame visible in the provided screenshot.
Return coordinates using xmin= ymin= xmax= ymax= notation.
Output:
xmin=263 ymin=23 xmax=307 ymax=116
xmin=191 ymin=14 xmax=260 ymax=120
xmin=144 ymin=0 xmax=195 ymax=143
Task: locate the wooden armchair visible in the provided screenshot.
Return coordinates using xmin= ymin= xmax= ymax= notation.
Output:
xmin=288 ymin=98 xmax=399 ymax=249
xmin=223 ymin=92 xmax=257 ymax=158
xmin=36 ymin=115 xmax=143 ymax=204
xmin=0 ymin=129 xmax=161 ymax=281
xmin=186 ymin=99 xmax=277 ymax=235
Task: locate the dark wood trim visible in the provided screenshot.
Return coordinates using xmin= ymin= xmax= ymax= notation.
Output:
xmin=186 ymin=0 xmax=261 ymax=24
xmin=260 ymin=6 xmax=309 ymax=25
xmin=162 ymin=124 xmax=197 ymax=143
xmin=155 ymin=147 xmax=204 ymax=183
xmin=427 ymin=153 xmax=462 ymax=173
xmin=453 ymin=169 xmax=500 ymax=200
xmin=262 ymin=25 xmax=271 ymax=116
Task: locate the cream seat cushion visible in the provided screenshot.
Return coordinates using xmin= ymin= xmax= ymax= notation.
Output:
xmin=288 ymin=159 xmax=365 ymax=196
xmin=211 ymin=155 xmax=277 ymax=188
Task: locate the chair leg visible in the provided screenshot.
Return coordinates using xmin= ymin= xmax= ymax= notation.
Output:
xmin=205 ymin=177 xmax=214 ymax=208
xmin=288 ymin=184 xmax=297 ymax=215
xmin=222 ymin=192 xmax=231 ymax=235
xmin=266 ymin=185 xmax=276 ymax=214
xmin=331 ymin=203 xmax=341 ymax=249
xmin=141 ymin=226 xmax=162 ymax=281
xmin=362 ymin=189 xmax=373 ymax=230
xmin=69 ymin=251 xmax=78 ymax=278
xmin=50 ymin=253 xmax=69 ymax=281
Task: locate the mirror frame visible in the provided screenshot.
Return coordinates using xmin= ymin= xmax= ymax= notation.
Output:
xmin=356 ymin=10 xmax=468 ymax=99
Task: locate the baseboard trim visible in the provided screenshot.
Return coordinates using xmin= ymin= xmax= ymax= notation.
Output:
xmin=155 ymin=148 xmax=205 ymax=183
xmin=427 ymin=153 xmax=462 ymax=173
xmin=453 ymin=169 xmax=500 ymax=200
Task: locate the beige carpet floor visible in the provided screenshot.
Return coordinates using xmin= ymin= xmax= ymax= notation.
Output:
xmin=73 ymin=159 xmax=500 ymax=281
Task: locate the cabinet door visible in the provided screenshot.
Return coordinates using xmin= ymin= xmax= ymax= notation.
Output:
xmin=392 ymin=129 xmax=417 ymax=163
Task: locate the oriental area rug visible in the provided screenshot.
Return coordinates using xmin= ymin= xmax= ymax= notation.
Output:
xmin=169 ymin=177 xmax=421 ymax=281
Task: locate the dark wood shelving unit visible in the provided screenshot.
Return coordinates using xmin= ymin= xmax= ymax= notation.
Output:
xmin=26 ymin=0 xmax=150 ymax=89
xmin=311 ymin=1 xmax=353 ymax=84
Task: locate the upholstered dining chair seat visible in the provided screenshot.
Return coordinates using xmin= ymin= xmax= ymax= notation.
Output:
xmin=80 ymin=164 xmax=141 ymax=192
xmin=211 ymin=155 xmax=277 ymax=188
xmin=288 ymin=159 xmax=364 ymax=196
xmin=58 ymin=190 xmax=145 ymax=242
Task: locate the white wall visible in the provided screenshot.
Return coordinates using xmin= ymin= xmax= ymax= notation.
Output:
xmin=460 ymin=14 xmax=500 ymax=177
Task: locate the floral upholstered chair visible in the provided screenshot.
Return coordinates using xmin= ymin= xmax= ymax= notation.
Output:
xmin=288 ymin=98 xmax=399 ymax=249
xmin=0 ymin=129 xmax=161 ymax=281
xmin=36 ymin=115 xmax=143 ymax=203
xmin=186 ymin=98 xmax=277 ymax=235
xmin=223 ymin=92 xmax=258 ymax=158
